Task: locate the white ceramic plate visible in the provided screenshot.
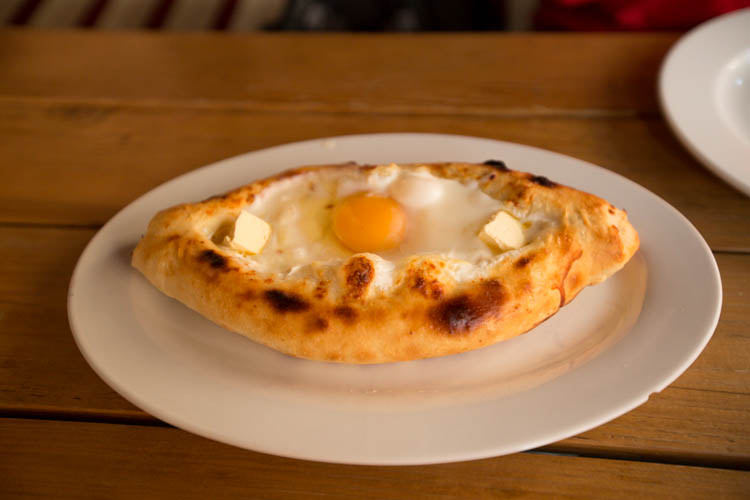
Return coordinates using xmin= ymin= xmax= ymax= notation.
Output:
xmin=660 ymin=7 xmax=750 ymax=196
xmin=69 ymin=133 xmax=721 ymax=465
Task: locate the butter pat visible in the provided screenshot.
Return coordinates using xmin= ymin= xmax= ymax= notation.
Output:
xmin=232 ymin=211 xmax=271 ymax=254
xmin=480 ymin=211 xmax=525 ymax=251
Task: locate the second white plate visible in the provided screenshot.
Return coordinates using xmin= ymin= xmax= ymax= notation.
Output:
xmin=660 ymin=8 xmax=750 ymax=196
xmin=69 ymin=133 xmax=721 ymax=465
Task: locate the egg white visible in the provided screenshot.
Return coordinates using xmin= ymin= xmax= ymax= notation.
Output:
xmin=220 ymin=165 xmax=553 ymax=287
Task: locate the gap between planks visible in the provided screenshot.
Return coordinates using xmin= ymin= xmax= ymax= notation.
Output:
xmin=1 ymin=410 xmax=747 ymax=472
xmin=0 ymin=221 xmax=102 ymax=231
xmin=0 ymin=95 xmax=657 ymax=120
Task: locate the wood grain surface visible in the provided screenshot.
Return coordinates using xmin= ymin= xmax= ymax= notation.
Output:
xmin=0 ymin=30 xmax=675 ymax=114
xmin=2 ymin=418 xmax=749 ymax=500
xmin=1 ymin=30 xmax=748 ymax=495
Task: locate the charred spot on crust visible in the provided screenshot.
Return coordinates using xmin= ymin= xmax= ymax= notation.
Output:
xmin=434 ymin=296 xmax=474 ymax=334
xmin=515 ymin=256 xmax=532 ymax=268
xmin=432 ymin=280 xmax=505 ymax=335
xmin=529 ymin=175 xmax=557 ymax=188
xmin=314 ymin=282 xmax=328 ymax=299
xmin=344 ymin=256 xmax=374 ymax=299
xmin=308 ymin=317 xmax=329 ymax=332
xmin=264 ymin=290 xmax=309 ymax=312
xmin=333 ymin=306 xmax=357 ymax=323
xmin=199 ymin=249 xmax=227 ymax=269
xmin=411 ymin=275 xmax=444 ymax=300
xmin=483 ymin=159 xmax=510 ymax=171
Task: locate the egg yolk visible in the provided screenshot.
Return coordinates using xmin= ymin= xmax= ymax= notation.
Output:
xmin=332 ymin=193 xmax=407 ymax=253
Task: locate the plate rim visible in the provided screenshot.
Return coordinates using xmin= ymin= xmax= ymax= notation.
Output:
xmin=68 ymin=132 xmax=723 ymax=465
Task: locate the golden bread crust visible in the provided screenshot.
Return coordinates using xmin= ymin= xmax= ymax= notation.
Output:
xmin=132 ymin=161 xmax=639 ymax=363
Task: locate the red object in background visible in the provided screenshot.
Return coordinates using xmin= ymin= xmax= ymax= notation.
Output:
xmin=536 ymin=0 xmax=750 ymax=30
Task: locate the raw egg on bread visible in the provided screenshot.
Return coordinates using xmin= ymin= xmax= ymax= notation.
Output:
xmin=226 ymin=163 xmax=540 ymax=276
xmin=332 ymin=193 xmax=407 ymax=253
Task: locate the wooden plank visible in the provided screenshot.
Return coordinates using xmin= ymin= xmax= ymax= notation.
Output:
xmin=0 ymin=227 xmax=142 ymax=416
xmin=1 ymin=419 xmax=748 ymax=499
xmin=27 ymin=0 xmax=93 ymax=28
xmin=559 ymin=386 xmax=750 ymax=467
xmin=96 ymin=0 xmax=159 ymax=29
xmin=0 ymin=101 xmax=747 ymax=250
xmin=0 ymin=226 xmax=748 ymax=465
xmin=0 ymin=30 xmax=675 ymax=113
xmin=672 ymin=252 xmax=750 ymax=395
xmin=163 ymin=0 xmax=223 ymax=31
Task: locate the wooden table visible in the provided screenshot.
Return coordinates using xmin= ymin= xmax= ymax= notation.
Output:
xmin=1 ymin=29 xmax=748 ymax=498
